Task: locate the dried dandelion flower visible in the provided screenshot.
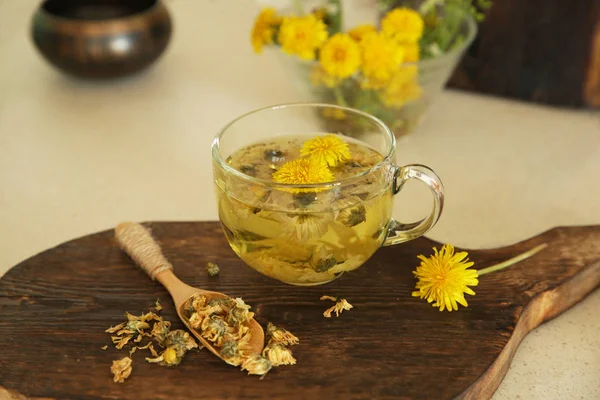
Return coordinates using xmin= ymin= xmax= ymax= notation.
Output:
xmin=154 ymin=299 xmax=163 ymax=312
xmin=241 ymin=354 xmax=273 ymax=376
xmin=321 ymin=296 xmax=353 ymax=318
xmin=300 ymin=134 xmax=350 ymax=167
xmin=283 ymin=213 xmax=330 ymax=242
xmin=202 ymin=315 xmax=229 ymax=343
xmin=165 ymin=330 xmax=198 ymax=356
xmin=110 ymin=357 xmax=132 ymax=383
xmin=220 ymin=339 xmax=244 ymax=366
xmin=272 ymin=158 xmax=334 ymax=191
xmin=266 ymin=322 xmax=299 ymax=346
xmin=227 ymin=298 xmax=255 ymax=326
xmin=101 ymin=345 xmax=108 ymax=350
xmin=150 ymin=320 xmax=171 ymax=347
xmin=207 ymin=262 xmax=220 ymax=276
xmin=162 ymin=347 xmax=179 ymax=366
xmin=192 ymin=294 xmax=208 ymax=311
xmin=263 ymin=342 xmax=297 ymax=366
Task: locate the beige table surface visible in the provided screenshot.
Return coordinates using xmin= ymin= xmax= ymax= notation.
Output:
xmin=1 ymin=1 xmax=599 ymax=398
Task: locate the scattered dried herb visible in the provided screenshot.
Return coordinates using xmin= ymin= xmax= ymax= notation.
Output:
xmin=321 ymin=295 xmax=353 ymax=318
xmin=182 ymin=294 xmax=298 ymax=376
xmin=106 ymin=302 xmax=199 ymax=382
xmin=266 ymin=322 xmax=300 ymax=346
xmin=263 ymin=342 xmax=297 ymax=366
xmin=207 ymin=262 xmax=220 ymax=276
xmin=110 ymin=357 xmax=132 ymax=383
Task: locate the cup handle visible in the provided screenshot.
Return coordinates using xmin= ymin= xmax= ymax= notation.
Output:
xmin=383 ymin=164 xmax=445 ymax=247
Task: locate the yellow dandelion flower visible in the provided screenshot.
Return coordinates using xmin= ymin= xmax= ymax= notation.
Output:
xmin=272 ymin=157 xmax=334 ymax=189
xmin=359 ymin=33 xmax=404 ymax=89
xmin=381 ymin=7 xmax=424 ymax=43
xmin=278 ymin=14 xmax=328 ymax=60
xmin=300 ymin=134 xmax=350 ymax=167
xmin=412 ymin=244 xmax=478 ymax=312
xmin=251 ymin=8 xmax=282 ymax=54
xmin=413 ymin=243 xmax=548 ymax=312
xmin=348 ymin=24 xmax=377 ymax=42
xmin=380 ymin=66 xmax=422 ymax=108
xmin=400 ymin=42 xmax=420 ymax=62
xmin=319 ymin=33 xmax=361 ymax=79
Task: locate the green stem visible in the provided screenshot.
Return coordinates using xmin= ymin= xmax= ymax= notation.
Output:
xmin=477 ymin=243 xmax=548 ymax=276
xmin=333 ymin=86 xmax=349 ymax=107
xmin=329 ymin=0 xmax=343 ymax=34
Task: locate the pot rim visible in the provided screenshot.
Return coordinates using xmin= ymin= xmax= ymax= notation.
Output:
xmin=36 ymin=0 xmax=162 ymax=24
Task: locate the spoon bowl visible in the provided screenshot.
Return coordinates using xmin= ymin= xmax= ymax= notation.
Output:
xmin=114 ymin=222 xmax=265 ymax=359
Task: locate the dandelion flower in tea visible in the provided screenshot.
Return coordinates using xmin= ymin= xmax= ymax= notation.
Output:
xmin=272 ymin=157 xmax=334 ymax=189
xmin=300 ymin=134 xmax=350 ymax=167
xmin=219 ymin=134 xmax=393 ymax=285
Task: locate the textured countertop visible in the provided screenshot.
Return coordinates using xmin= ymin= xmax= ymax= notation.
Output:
xmin=1 ymin=1 xmax=599 ymax=398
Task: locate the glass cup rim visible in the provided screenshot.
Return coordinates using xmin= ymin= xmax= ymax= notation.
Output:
xmin=211 ymin=102 xmax=397 ymax=190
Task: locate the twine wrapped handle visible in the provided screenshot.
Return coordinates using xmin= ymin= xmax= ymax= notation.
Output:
xmin=114 ymin=222 xmax=173 ymax=280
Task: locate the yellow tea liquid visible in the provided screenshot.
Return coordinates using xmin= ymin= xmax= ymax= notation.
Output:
xmin=215 ymin=134 xmax=393 ymax=285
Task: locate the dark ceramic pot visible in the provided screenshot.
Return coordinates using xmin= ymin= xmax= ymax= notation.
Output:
xmin=31 ymin=0 xmax=173 ymax=79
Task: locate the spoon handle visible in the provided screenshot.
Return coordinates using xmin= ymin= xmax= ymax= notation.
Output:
xmin=114 ymin=222 xmax=174 ymax=280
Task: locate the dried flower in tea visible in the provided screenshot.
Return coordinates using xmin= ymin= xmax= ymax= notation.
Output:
xmin=263 ymin=342 xmax=297 ymax=366
xmin=266 ymin=322 xmax=299 ymax=346
xmin=111 ymin=357 xmax=132 ymax=383
xmin=154 ymin=299 xmax=163 ymax=312
xmin=101 ymin=345 xmax=108 ymax=350
xmin=207 ymin=262 xmax=220 ymax=276
xmin=335 ymin=199 xmax=367 ymax=228
xmin=321 ymin=296 xmax=353 ymax=318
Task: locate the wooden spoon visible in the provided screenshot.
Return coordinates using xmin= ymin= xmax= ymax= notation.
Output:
xmin=114 ymin=221 xmax=265 ymax=360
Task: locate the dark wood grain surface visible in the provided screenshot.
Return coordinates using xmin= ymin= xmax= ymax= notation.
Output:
xmin=448 ymin=0 xmax=600 ymax=108
xmin=0 ymin=222 xmax=599 ymax=400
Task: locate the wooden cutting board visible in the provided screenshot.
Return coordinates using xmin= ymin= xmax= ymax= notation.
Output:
xmin=0 ymin=222 xmax=599 ymax=400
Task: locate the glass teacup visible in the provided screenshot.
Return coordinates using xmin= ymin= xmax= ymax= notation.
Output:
xmin=212 ymin=103 xmax=444 ymax=286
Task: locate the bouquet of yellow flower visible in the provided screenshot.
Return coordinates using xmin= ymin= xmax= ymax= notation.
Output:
xmin=251 ymin=0 xmax=487 ymax=136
